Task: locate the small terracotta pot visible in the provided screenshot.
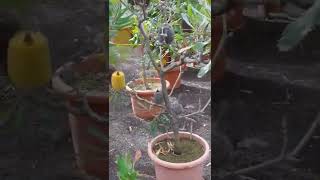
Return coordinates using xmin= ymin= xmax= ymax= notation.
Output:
xmin=132 ymin=45 xmax=144 ymax=57
xmin=164 ymin=66 xmax=182 ymax=90
xmin=213 ymin=16 xmax=223 ymax=51
xmin=111 ymin=28 xmax=133 ymax=45
xmin=52 ymin=54 xmax=107 ymax=179
xmin=126 ymin=78 xmax=170 ymax=121
xmin=147 ymin=132 xmax=210 ymax=180
xmin=163 ymin=54 xmax=186 ymax=89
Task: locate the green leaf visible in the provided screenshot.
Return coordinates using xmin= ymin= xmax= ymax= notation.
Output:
xmin=192 ymin=41 xmax=209 ymax=52
xmin=109 ymin=45 xmax=120 ymax=65
xmin=150 ymin=120 xmax=158 ymax=137
xmin=197 ymin=61 xmax=211 ymax=78
xmin=116 ymin=153 xmax=138 ymax=180
xmin=181 ymin=13 xmax=194 ymax=29
xmin=178 ymin=45 xmax=194 ymax=54
xmin=278 ymin=0 xmax=320 ymax=51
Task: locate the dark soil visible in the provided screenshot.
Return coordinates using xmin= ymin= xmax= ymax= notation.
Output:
xmin=132 ymin=81 xmax=161 ymax=91
xmin=70 ymin=72 xmax=107 ymax=92
xmin=155 ymin=138 xmax=205 ymax=163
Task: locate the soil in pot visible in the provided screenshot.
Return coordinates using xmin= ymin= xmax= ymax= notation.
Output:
xmin=154 ymin=138 xmax=205 ymax=163
xmin=130 ymin=81 xmax=162 ymax=91
xmin=66 ymin=71 xmax=107 ymax=92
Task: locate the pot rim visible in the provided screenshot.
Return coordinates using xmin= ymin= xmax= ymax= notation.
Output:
xmin=125 ymin=78 xmax=170 ymax=95
xmin=51 ymin=54 xmax=106 ymax=98
xmin=147 ymin=131 xmax=210 ymax=169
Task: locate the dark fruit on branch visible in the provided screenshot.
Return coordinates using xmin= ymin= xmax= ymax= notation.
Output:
xmin=153 ymin=89 xmax=164 ymax=104
xmin=128 ymin=0 xmax=150 ymax=7
xmin=158 ymin=24 xmax=174 ymax=45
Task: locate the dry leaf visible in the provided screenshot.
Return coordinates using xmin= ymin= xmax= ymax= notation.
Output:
xmin=156 ymin=148 xmax=162 ymax=156
xmin=134 ymin=149 xmax=142 ymax=164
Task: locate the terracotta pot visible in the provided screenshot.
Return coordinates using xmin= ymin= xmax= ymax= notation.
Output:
xmin=226 ymin=6 xmax=246 ymax=31
xmin=213 ymin=16 xmax=226 ymax=82
xmin=162 ymin=53 xmax=186 ymax=89
xmin=126 ymin=78 xmax=170 ymax=121
xmin=164 ymin=66 xmax=182 ymax=90
xmin=111 ymin=28 xmax=133 ymax=45
xmin=265 ymin=1 xmax=282 ymax=14
xmin=52 ymin=54 xmax=107 ymax=114
xmin=213 ymin=16 xmax=223 ymax=51
xmin=132 ymin=44 xmax=144 ymax=57
xmin=212 ymin=50 xmax=226 ymax=82
xmin=68 ymin=113 xmax=107 ymax=179
xmin=52 ymin=54 xmax=107 ymax=179
xmin=147 ymin=132 xmax=210 ymax=180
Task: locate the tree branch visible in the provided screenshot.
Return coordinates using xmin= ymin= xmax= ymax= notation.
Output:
xmin=289 ymin=111 xmax=320 ymax=157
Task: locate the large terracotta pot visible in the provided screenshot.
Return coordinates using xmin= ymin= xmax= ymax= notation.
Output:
xmin=226 ymin=6 xmax=246 ymax=31
xmin=147 ymin=132 xmax=210 ymax=180
xmin=265 ymin=1 xmax=282 ymax=15
xmin=213 ymin=16 xmax=226 ymax=82
xmin=68 ymin=113 xmax=107 ymax=179
xmin=126 ymin=78 xmax=170 ymax=121
xmin=52 ymin=54 xmax=107 ymax=179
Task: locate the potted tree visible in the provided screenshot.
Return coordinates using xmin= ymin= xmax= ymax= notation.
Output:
xmin=51 ymin=53 xmax=108 ymax=179
xmin=112 ymin=0 xmax=211 ymax=179
xmin=50 ymin=1 xmax=136 ymax=178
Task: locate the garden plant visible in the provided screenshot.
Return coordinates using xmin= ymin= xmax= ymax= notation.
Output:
xmin=110 ymin=0 xmax=212 ymax=179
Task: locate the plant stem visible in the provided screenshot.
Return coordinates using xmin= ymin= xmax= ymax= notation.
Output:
xmin=136 ymin=3 xmax=180 ymax=140
xmin=142 ymin=55 xmax=149 ymax=89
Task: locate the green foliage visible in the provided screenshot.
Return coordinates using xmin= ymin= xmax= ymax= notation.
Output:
xmin=178 ymin=0 xmax=212 ymax=78
xmin=181 ymin=0 xmax=211 ymax=32
xmin=197 ymin=60 xmax=211 ymax=78
xmin=278 ymin=0 xmax=320 ymax=51
xmin=150 ymin=113 xmax=171 ymax=136
xmin=108 ymin=0 xmax=136 ymax=65
xmin=109 ymin=0 xmax=134 ymax=37
xmin=116 ymin=153 xmax=139 ymax=180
